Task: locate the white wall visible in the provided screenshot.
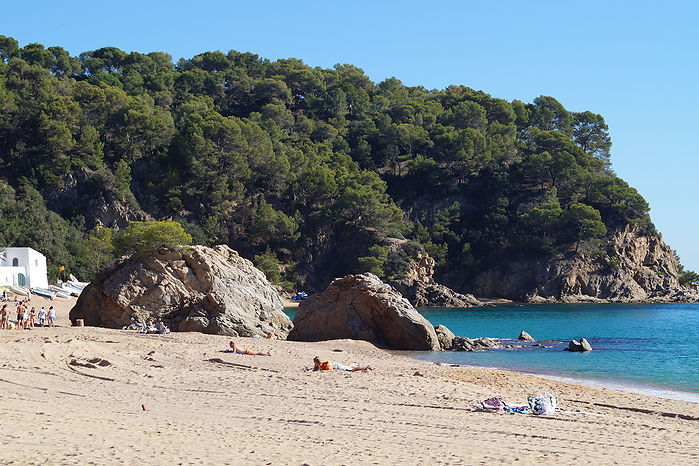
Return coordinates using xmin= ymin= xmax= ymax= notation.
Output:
xmin=0 ymin=266 xmax=27 ymax=286
xmin=26 ymin=248 xmax=48 ymax=288
xmin=0 ymin=247 xmax=49 ymax=289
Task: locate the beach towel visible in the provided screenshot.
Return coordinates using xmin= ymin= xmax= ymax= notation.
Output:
xmin=504 ymin=405 xmax=531 ymax=414
xmin=528 ymin=394 xmax=557 ymax=415
xmin=481 ymin=397 xmax=508 ymax=410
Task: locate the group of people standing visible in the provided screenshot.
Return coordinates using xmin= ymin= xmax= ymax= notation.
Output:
xmin=0 ymin=302 xmax=56 ymax=330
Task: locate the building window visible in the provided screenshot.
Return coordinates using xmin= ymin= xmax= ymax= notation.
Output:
xmin=12 ymin=258 xmax=18 ymax=266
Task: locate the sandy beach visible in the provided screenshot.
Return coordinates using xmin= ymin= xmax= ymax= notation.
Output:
xmin=0 ymin=296 xmax=697 ymax=465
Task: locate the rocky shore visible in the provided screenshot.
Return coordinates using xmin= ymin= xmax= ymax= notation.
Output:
xmin=473 ymin=226 xmax=699 ymax=304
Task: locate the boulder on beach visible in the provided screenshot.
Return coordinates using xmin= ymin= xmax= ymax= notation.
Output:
xmin=567 ymin=338 xmax=593 ymax=352
xmin=287 ymin=273 xmax=440 ymax=350
xmin=434 ymin=324 xmax=456 ymax=350
xmin=518 ymin=330 xmax=536 ymax=342
xmin=69 ymin=245 xmax=292 ymax=337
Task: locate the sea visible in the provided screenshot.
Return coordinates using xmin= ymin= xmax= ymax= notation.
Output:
xmin=286 ymin=303 xmax=699 ymax=402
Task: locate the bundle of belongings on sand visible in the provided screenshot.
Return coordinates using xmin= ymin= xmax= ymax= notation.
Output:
xmin=123 ymin=318 xmax=170 ymax=334
xmin=480 ymin=394 xmax=558 ymax=415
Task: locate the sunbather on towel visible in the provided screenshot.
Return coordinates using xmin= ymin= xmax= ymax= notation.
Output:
xmin=313 ymin=356 xmax=372 ymax=372
xmin=229 ymin=341 xmax=271 ymax=356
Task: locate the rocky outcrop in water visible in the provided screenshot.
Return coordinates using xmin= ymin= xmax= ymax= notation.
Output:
xmin=384 ymin=239 xmax=484 ymax=307
xmin=434 ymin=324 xmax=456 ymax=350
xmin=451 ymin=337 xmax=498 ymax=351
xmin=287 ymin=273 xmax=440 ymax=350
xmin=518 ymin=330 xmax=535 ymax=342
xmin=473 ymin=226 xmax=698 ymax=303
xmin=567 ymin=338 xmax=592 ymax=352
xmin=69 ymin=245 xmax=292 ymax=337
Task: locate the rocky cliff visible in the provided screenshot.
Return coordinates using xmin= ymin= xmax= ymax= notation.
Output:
xmin=384 ymin=239 xmax=483 ymax=307
xmin=69 ymin=245 xmax=292 ymax=336
xmin=41 ymin=170 xmax=151 ymax=229
xmin=473 ymin=226 xmax=698 ymax=303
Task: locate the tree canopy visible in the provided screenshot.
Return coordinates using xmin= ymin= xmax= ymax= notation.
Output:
xmin=0 ymin=35 xmax=679 ymax=290
xmin=113 ymin=221 xmax=193 ymax=256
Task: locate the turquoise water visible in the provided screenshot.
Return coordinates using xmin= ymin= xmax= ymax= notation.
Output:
xmin=286 ymin=304 xmax=699 ymax=400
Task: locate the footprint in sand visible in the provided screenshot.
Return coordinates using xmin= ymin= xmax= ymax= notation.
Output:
xmin=88 ymin=357 xmax=112 ymax=367
xmin=70 ymin=357 xmax=112 ymax=368
xmin=70 ymin=359 xmax=97 ymax=369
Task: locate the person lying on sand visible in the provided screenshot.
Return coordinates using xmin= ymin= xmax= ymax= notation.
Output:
xmin=313 ymin=356 xmax=372 ymax=372
xmin=228 ymin=341 xmax=271 ymax=356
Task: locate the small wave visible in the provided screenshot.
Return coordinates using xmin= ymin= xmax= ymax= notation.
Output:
xmin=539 ymin=374 xmax=699 ymax=403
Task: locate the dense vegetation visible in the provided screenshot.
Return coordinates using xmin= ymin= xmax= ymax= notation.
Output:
xmin=0 ymin=35 xmax=688 ymax=289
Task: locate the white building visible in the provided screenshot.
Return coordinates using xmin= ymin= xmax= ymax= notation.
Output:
xmin=0 ymin=247 xmax=49 ymax=289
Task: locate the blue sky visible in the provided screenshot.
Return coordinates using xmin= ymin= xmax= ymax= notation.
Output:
xmin=4 ymin=1 xmax=698 ymax=270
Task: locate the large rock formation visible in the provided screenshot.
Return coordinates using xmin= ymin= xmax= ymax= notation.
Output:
xmin=434 ymin=324 xmax=456 ymax=350
xmin=451 ymin=337 xmax=498 ymax=351
xmin=69 ymin=245 xmax=292 ymax=337
xmin=288 ymin=273 xmax=440 ymax=350
xmin=384 ymin=239 xmax=484 ymax=307
xmin=41 ymin=169 xmax=151 ymax=229
xmin=473 ymin=226 xmax=699 ymax=303
xmin=567 ymin=338 xmax=593 ymax=352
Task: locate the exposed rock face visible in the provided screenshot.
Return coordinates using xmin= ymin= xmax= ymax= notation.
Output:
xmin=41 ymin=170 xmax=151 ymax=229
xmin=518 ymin=330 xmax=535 ymax=342
xmin=288 ymin=273 xmax=440 ymax=351
xmin=69 ymin=245 xmax=292 ymax=337
xmin=86 ymin=192 xmax=152 ymax=229
xmin=567 ymin=338 xmax=592 ymax=352
xmin=434 ymin=325 xmax=456 ymax=350
xmin=451 ymin=337 xmax=498 ymax=351
xmin=384 ymin=238 xmax=484 ymax=307
xmin=473 ymin=226 xmax=697 ymax=303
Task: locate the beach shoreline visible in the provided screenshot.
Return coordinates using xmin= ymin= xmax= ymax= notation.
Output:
xmin=409 ymin=357 xmax=699 ymax=404
xmin=0 ymin=298 xmax=697 ymax=464
xmin=8 ymin=296 xmax=698 ymax=404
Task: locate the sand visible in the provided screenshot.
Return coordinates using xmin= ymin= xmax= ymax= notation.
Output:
xmin=0 ymin=296 xmax=698 ymax=465
xmin=282 ymin=298 xmax=300 ymax=308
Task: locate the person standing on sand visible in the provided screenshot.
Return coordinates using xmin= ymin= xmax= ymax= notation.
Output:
xmin=27 ymin=307 xmax=36 ymax=328
xmin=47 ymin=306 xmax=56 ymax=327
xmin=0 ymin=304 xmax=8 ymax=329
xmin=16 ymin=303 xmax=25 ymax=329
xmin=20 ymin=305 xmax=29 ymax=329
xmin=38 ymin=307 xmax=47 ymax=327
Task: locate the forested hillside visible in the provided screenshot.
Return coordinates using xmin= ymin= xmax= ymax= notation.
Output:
xmin=2 ymin=35 xmax=687 ymax=294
